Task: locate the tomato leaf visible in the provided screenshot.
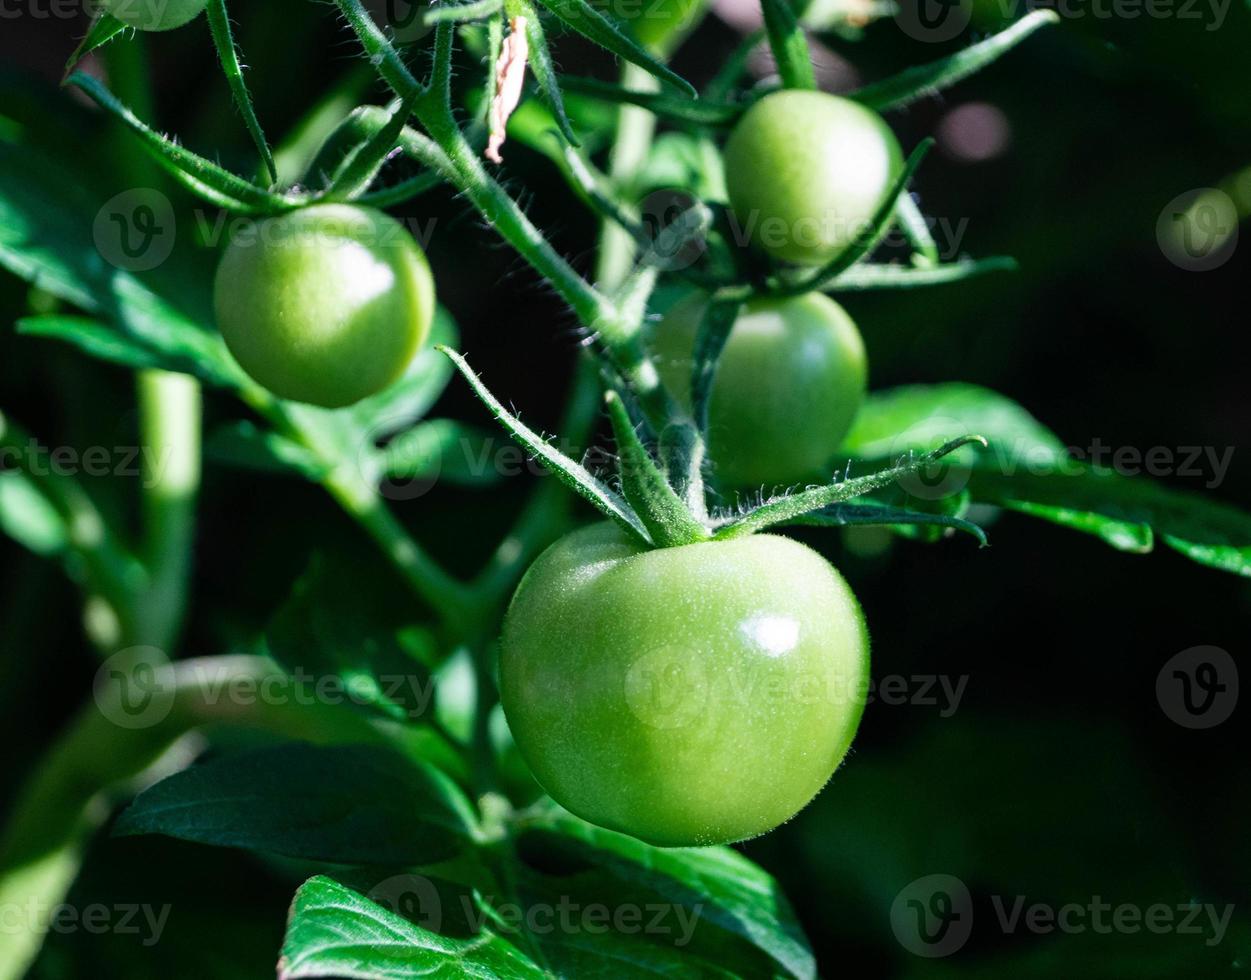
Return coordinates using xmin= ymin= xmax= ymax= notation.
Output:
xmin=376 ymin=418 xmax=507 ymax=486
xmin=16 ymin=315 xmax=176 ymax=373
xmin=848 ymin=384 xmax=1251 ymax=576
xmin=205 ymin=421 xmax=332 ymax=480
xmin=893 ymin=193 xmax=939 ymax=266
xmin=760 ymin=0 xmax=816 ymax=91
xmin=320 ymin=95 xmax=417 ymax=202
xmin=851 ymin=11 xmax=1060 ymax=112
xmin=784 ymin=500 xmax=988 ymax=546
xmin=113 ymin=743 xmax=477 ymax=864
xmin=605 ymin=391 xmax=709 ymax=546
xmin=517 ymin=806 xmax=817 ymax=979
xmin=440 ymin=347 xmax=653 ymax=546
xmin=279 ymin=875 xmax=544 ymax=980
xmin=689 ymin=297 xmax=741 ymax=438
xmin=518 ymin=2 xmax=580 ymax=147
xmin=0 ymin=471 xmax=69 ymax=557
xmin=557 ymin=75 xmax=742 ymax=128
xmin=533 ymin=0 xmax=696 ymax=96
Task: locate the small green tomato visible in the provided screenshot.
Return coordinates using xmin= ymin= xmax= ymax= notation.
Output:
xmin=100 ymin=0 xmax=209 ymax=31
xmin=213 ymin=204 xmax=435 ymax=409
xmin=723 ymin=90 xmax=904 ymax=266
xmin=501 ymin=522 xmax=870 ymax=847
xmin=652 ymin=292 xmax=867 ymax=488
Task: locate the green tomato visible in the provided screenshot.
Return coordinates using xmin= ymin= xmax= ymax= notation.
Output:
xmin=501 ymin=522 xmax=869 ymax=847
xmin=723 ymin=91 xmax=903 ymax=266
xmin=100 ymin=0 xmax=208 ymax=31
xmin=652 ymin=292 xmax=867 ymax=488
xmin=214 ymin=204 xmax=435 ymax=408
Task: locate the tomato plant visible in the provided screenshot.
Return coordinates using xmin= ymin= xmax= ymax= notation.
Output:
xmin=214 ymin=205 xmax=435 ymax=408
xmin=1 ymin=3 xmax=1247 ymax=978
xmin=652 ymin=291 xmax=867 ymax=487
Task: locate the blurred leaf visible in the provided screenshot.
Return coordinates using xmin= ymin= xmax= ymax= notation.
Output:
xmin=0 ymin=471 xmax=68 ymax=557
xmin=64 ymin=14 xmax=130 ymax=74
xmin=786 ymin=499 xmax=986 ymax=546
xmin=558 ymin=76 xmax=741 ymax=128
xmin=279 ymin=875 xmax=542 ymax=979
xmin=205 ymin=421 xmax=331 ymax=480
xmin=380 ymin=419 xmax=507 ymax=486
xmin=17 ymin=314 xmax=190 ymax=374
xmin=828 ymin=257 xmax=1018 ymax=291
xmin=114 ymin=744 xmax=477 ymax=865
xmin=267 ymin=558 xmax=439 ymax=723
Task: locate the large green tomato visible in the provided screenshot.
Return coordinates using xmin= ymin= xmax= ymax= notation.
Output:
xmin=100 ymin=0 xmax=208 ymax=31
xmin=723 ymin=91 xmax=903 ymax=266
xmin=501 ymin=523 xmax=869 ymax=847
xmin=652 ymin=292 xmax=867 ymax=488
xmin=214 ymin=204 xmax=434 ymax=408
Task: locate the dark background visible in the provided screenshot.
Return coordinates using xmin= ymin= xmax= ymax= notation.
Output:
xmin=2 ymin=1 xmax=1249 ymax=976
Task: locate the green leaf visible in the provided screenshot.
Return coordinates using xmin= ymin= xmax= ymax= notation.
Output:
xmin=205 ymin=421 xmax=331 ymax=480
xmin=378 ymin=419 xmax=506 ymax=486
xmin=689 ymin=298 xmax=741 ymax=438
xmin=65 ymin=13 xmax=130 ymax=74
xmin=114 ymin=743 xmax=477 ymax=864
xmin=67 ymin=72 xmax=295 ymax=214
xmin=267 ymin=558 xmax=440 ymax=723
xmin=206 ymin=0 xmax=278 ymax=184
xmin=715 ymin=436 xmax=987 ymax=539
xmin=761 ymin=0 xmax=816 ymax=91
xmin=518 ymin=806 xmax=817 ymax=979
xmin=0 ymin=471 xmax=68 ymax=557
xmin=785 ymin=499 xmax=988 ymax=546
xmin=558 ymin=75 xmax=742 ymax=128
xmin=440 ymin=347 xmax=652 ymax=546
xmin=533 ymin=0 xmax=697 ymax=96
xmin=851 ymin=11 xmax=1060 ymax=112
xmin=827 ymin=256 xmax=1018 ymax=291
xmin=322 ymin=96 xmax=417 ymax=202
xmin=279 ymin=875 xmax=543 ymax=980
xmin=848 ymin=385 xmax=1251 ymax=576
xmin=893 ymin=193 xmax=938 ymax=266
xmin=605 ymin=391 xmax=709 ymax=546
xmin=16 ymin=315 xmax=173 ymax=373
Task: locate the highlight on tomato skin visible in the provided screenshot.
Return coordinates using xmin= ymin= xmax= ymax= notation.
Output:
xmin=723 ymin=90 xmax=904 ymax=267
xmin=500 ymin=521 xmax=871 ymax=848
xmin=651 ymin=291 xmax=868 ymax=489
xmin=212 ymin=204 xmax=435 ymax=409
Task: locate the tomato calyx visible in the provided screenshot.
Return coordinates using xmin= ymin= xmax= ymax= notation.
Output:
xmin=440 ymin=347 xmax=990 ymax=551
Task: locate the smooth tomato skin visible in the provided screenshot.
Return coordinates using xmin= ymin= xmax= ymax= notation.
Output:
xmin=724 ymin=91 xmax=903 ymax=266
xmin=501 ymin=523 xmax=870 ymax=847
xmin=101 ymin=0 xmax=208 ymax=31
xmin=214 ymin=204 xmax=434 ymax=408
xmin=653 ymin=292 xmax=867 ymax=488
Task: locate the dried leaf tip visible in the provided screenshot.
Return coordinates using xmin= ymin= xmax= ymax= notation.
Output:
xmin=487 ymin=16 xmax=529 ymax=164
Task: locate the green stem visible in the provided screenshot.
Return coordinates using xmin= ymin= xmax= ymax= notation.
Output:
xmin=134 ymin=370 xmax=201 ymax=651
xmin=206 ymin=0 xmax=278 ymax=184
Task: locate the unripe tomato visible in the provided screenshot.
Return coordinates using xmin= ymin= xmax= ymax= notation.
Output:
xmin=214 ymin=204 xmax=435 ymax=408
xmin=501 ymin=522 xmax=870 ymax=847
xmin=723 ymin=91 xmax=903 ymax=266
xmin=100 ymin=0 xmax=209 ymax=31
xmin=652 ymin=292 xmax=867 ymax=488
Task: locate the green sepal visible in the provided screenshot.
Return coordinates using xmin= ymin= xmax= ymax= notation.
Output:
xmin=606 ymin=391 xmax=709 ymax=547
